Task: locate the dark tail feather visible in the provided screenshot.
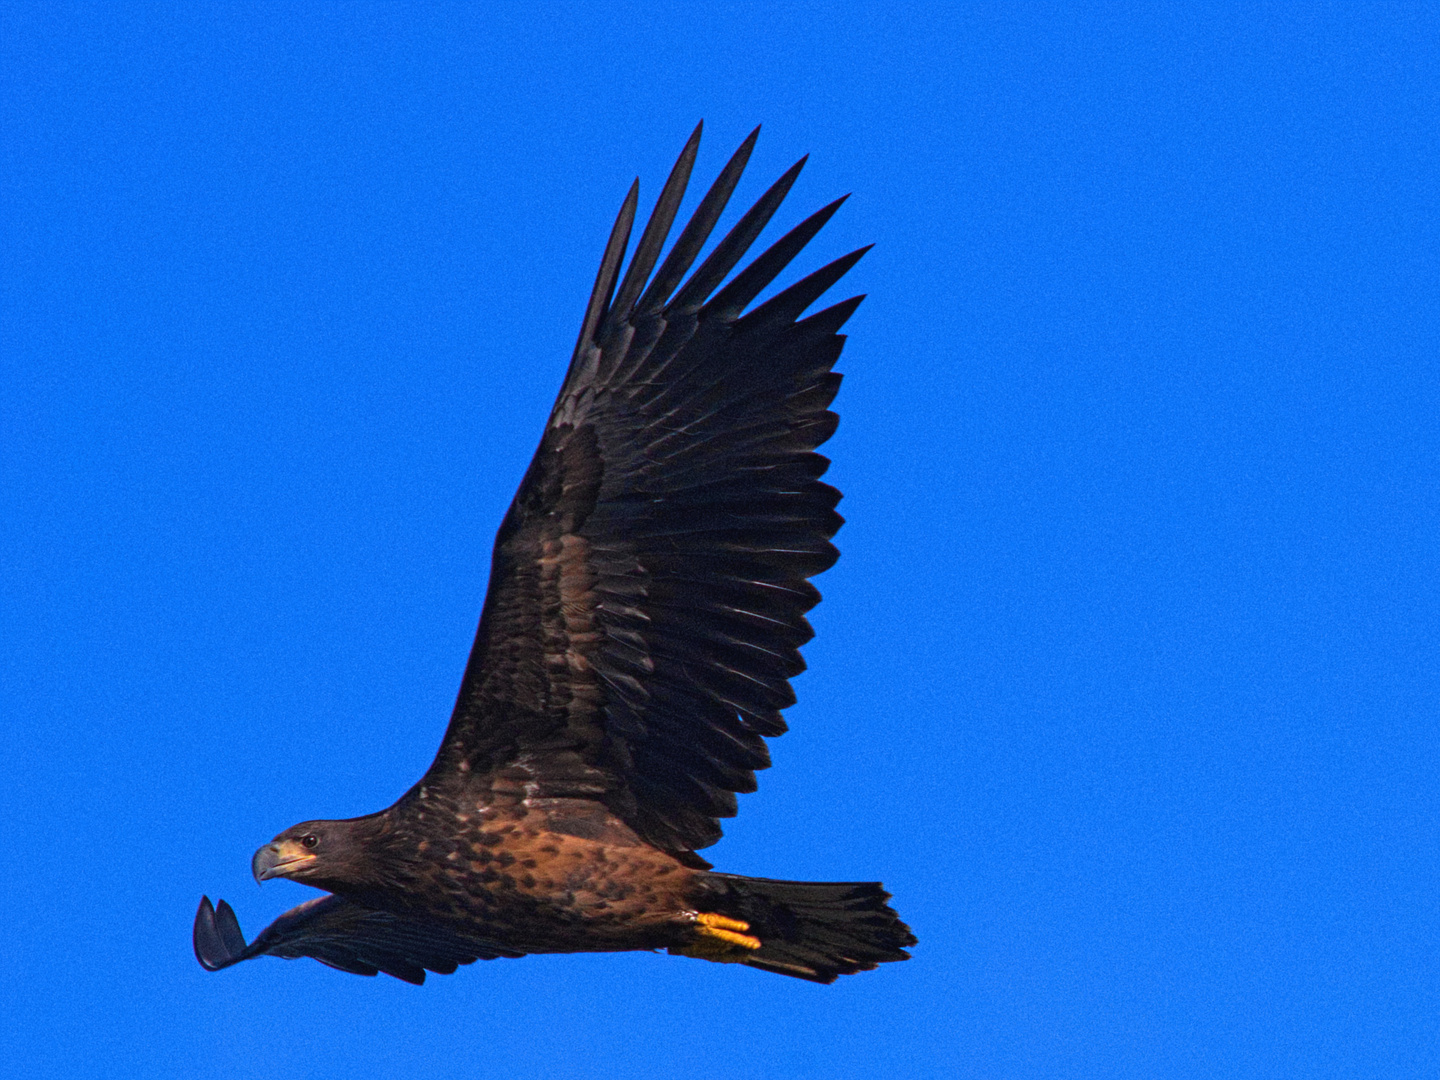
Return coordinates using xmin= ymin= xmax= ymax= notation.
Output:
xmin=703 ymin=873 xmax=916 ymax=984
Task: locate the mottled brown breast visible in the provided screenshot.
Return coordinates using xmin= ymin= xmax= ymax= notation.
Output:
xmin=400 ymin=791 xmax=700 ymax=954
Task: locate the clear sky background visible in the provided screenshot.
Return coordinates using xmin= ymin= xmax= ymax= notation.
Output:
xmin=3 ymin=3 xmax=1437 ymax=1078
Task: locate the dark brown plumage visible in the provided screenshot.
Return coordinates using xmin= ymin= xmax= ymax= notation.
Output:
xmin=194 ymin=124 xmax=915 ymax=985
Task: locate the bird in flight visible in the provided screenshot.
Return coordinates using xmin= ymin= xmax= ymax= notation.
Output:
xmin=194 ymin=124 xmax=915 ymax=985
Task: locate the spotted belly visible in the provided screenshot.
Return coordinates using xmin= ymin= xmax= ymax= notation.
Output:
xmin=414 ymin=798 xmax=700 ymax=953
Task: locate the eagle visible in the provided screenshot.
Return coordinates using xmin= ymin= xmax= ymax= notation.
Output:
xmin=194 ymin=124 xmax=916 ymax=985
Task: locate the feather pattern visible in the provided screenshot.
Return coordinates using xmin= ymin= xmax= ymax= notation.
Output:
xmin=433 ymin=126 xmax=867 ymax=857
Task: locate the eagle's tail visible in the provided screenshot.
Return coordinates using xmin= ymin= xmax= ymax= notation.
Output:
xmin=683 ymin=873 xmax=916 ymax=983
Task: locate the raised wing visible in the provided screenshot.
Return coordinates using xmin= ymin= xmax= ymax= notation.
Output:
xmin=192 ymin=895 xmax=522 ymax=984
xmin=433 ymin=124 xmax=867 ymax=857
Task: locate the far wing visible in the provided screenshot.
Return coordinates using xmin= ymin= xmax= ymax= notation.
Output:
xmin=433 ymin=124 xmax=865 ymax=857
xmin=193 ymin=895 xmax=522 ymax=984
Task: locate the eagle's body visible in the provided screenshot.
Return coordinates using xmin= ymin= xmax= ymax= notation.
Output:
xmin=292 ymin=793 xmax=700 ymax=954
xmin=195 ymin=125 xmax=915 ymax=985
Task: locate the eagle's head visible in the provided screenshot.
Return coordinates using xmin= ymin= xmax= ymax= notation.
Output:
xmin=252 ymin=816 xmax=389 ymax=893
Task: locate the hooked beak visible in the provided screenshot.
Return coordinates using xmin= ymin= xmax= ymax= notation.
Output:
xmin=252 ymin=840 xmax=318 ymax=883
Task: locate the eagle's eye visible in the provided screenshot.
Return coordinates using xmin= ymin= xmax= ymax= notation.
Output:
xmin=301 ymin=834 xmax=319 ymax=849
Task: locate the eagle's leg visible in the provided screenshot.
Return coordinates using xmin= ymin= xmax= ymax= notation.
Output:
xmin=669 ymin=912 xmax=762 ymax=962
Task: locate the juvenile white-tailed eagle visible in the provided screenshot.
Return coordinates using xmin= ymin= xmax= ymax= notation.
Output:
xmin=194 ymin=124 xmax=915 ymax=985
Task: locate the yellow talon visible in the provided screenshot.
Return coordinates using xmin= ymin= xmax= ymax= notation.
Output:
xmin=695 ymin=913 xmax=752 ymax=934
xmin=697 ymin=925 xmax=762 ymax=950
xmin=670 ymin=912 xmax=763 ymax=962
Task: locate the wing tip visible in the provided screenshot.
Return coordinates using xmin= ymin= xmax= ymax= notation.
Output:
xmin=194 ymin=895 xmax=247 ymax=971
xmin=571 ymin=177 xmax=641 ymax=363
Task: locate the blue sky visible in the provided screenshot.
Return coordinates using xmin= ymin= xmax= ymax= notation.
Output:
xmin=3 ymin=3 xmax=1437 ymax=1078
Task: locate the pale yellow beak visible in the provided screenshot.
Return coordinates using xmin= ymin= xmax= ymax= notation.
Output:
xmin=251 ymin=839 xmax=317 ymax=883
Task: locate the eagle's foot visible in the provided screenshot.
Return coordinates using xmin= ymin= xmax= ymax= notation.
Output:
xmin=695 ymin=912 xmax=761 ymax=949
xmin=670 ymin=912 xmax=762 ymax=963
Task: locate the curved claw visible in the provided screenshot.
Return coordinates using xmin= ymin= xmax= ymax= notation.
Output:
xmin=193 ymin=896 xmax=249 ymax=971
